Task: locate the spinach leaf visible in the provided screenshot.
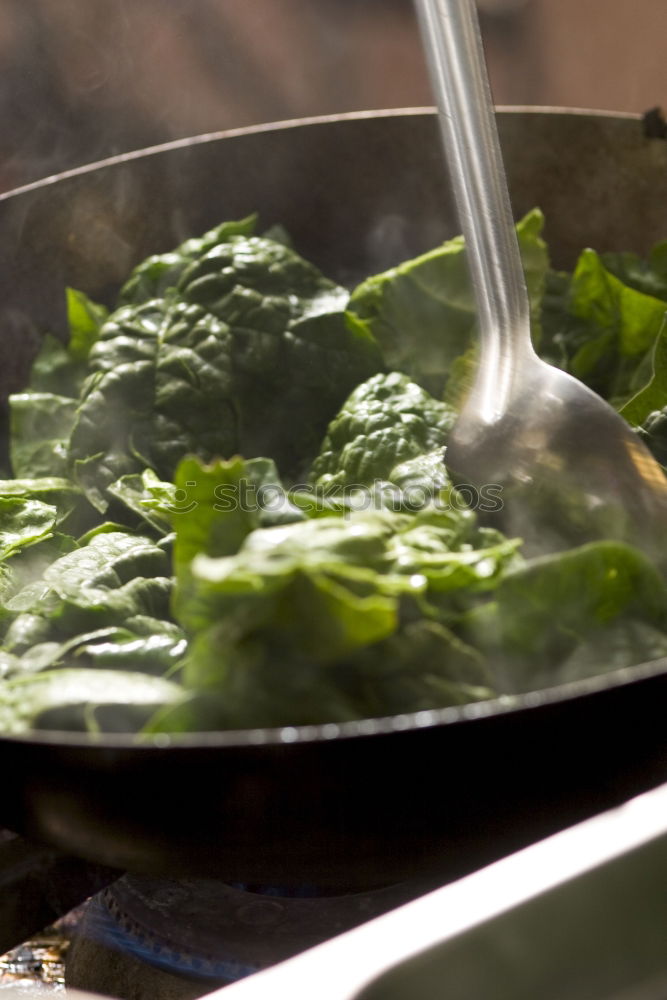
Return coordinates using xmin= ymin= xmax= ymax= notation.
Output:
xmin=309 ymin=372 xmax=456 ymax=491
xmin=3 ymin=613 xmax=186 ymax=677
xmin=174 ymin=511 xmax=413 ymax=642
xmin=27 ymin=288 xmax=107 ymax=398
xmin=107 ymin=469 xmax=175 ymax=536
xmin=9 ymin=393 xmax=78 ymax=478
xmin=0 ymin=478 xmax=95 ymax=535
xmin=336 ymin=621 xmax=494 ymax=718
xmin=636 ymin=407 xmax=667 ymax=469
xmin=0 ymin=533 xmax=79 ymax=616
xmin=620 ymin=317 xmax=667 ymax=426
xmin=11 ymin=287 xmax=108 ymax=479
xmin=0 ymin=668 xmax=182 ymax=734
xmin=119 ymin=216 xmax=258 ymax=304
xmin=540 ymin=249 xmax=667 ymax=404
xmin=6 ymin=531 xmax=172 ymax=635
xmin=347 ymin=209 xmax=548 ymax=394
xmin=0 ymin=498 xmax=57 ymax=562
xmin=462 ymin=540 xmax=667 ymax=692
xmin=170 ymin=494 xmax=519 ymax=725
xmin=388 ymin=513 xmax=521 ymax=597
xmin=69 ymin=234 xmax=382 ymax=510
xmin=601 ymin=242 xmax=667 ymax=303
xmin=166 ymin=455 xmax=305 ymax=626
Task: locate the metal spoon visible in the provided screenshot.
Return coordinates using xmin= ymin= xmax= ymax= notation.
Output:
xmin=414 ymin=0 xmax=667 ymax=557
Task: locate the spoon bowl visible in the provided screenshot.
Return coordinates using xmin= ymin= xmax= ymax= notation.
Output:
xmin=448 ymin=346 xmax=667 ymax=554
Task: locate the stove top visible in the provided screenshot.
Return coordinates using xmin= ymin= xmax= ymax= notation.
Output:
xmin=0 ymin=833 xmax=440 ymax=1000
xmin=5 ymin=783 xmax=667 ymax=1000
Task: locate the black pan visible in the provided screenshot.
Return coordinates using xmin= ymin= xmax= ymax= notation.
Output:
xmin=0 ymin=109 xmax=666 ymax=889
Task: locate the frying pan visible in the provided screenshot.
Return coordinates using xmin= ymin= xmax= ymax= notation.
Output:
xmin=0 ymin=109 xmax=666 ymax=889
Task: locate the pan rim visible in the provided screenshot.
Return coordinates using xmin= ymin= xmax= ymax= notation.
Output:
xmin=0 ymin=105 xmax=641 ymax=204
xmin=0 ymin=104 xmax=660 ymax=752
xmin=3 ymin=652 xmax=665 ymax=750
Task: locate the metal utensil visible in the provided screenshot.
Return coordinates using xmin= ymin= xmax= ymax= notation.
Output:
xmin=415 ymin=0 xmax=667 ymax=557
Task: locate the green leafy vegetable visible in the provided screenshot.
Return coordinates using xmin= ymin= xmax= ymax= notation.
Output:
xmin=107 ymin=469 xmax=176 ymax=536
xmin=9 ymin=394 xmax=78 ymax=478
xmin=0 ymin=212 xmax=666 ymax=736
xmin=0 ymin=478 xmax=95 ymax=535
xmin=620 ymin=317 xmax=667 ymax=426
xmin=118 ymin=216 xmax=258 ymax=304
xmin=601 ymin=241 xmax=667 ymax=303
xmin=636 ymin=407 xmax=667 ymax=469
xmin=0 ymin=499 xmax=57 ymax=562
xmin=0 ymin=668 xmax=181 ymax=734
xmin=9 ymin=287 xmax=108 ymax=480
xmin=168 ymin=478 xmax=521 ymax=725
xmin=347 ymin=208 xmax=548 ymax=394
xmin=68 ymin=231 xmax=382 ymax=510
xmin=461 ymin=541 xmax=667 ymax=691
xmin=541 ymin=249 xmax=667 ymax=404
xmin=309 ymin=371 xmax=456 ymax=492
xmin=6 ymin=531 xmax=172 ymax=636
xmin=23 ymin=288 xmax=107 ymax=399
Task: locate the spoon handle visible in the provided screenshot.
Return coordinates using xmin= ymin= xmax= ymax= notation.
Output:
xmin=414 ymin=0 xmax=532 ymax=405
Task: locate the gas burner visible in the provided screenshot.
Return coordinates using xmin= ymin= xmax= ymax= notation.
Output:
xmin=66 ymin=874 xmax=430 ymax=1000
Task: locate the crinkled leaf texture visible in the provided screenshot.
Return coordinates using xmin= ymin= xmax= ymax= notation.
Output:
xmin=0 ymin=522 xmax=186 ymax=726
xmin=0 ymin=498 xmax=57 ymax=563
xmin=68 ymin=230 xmax=382 ymax=511
xmin=309 ymin=371 xmax=456 ymax=492
xmin=5 ymin=213 xmax=667 ymax=736
xmin=5 ymin=531 xmax=173 ymax=637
